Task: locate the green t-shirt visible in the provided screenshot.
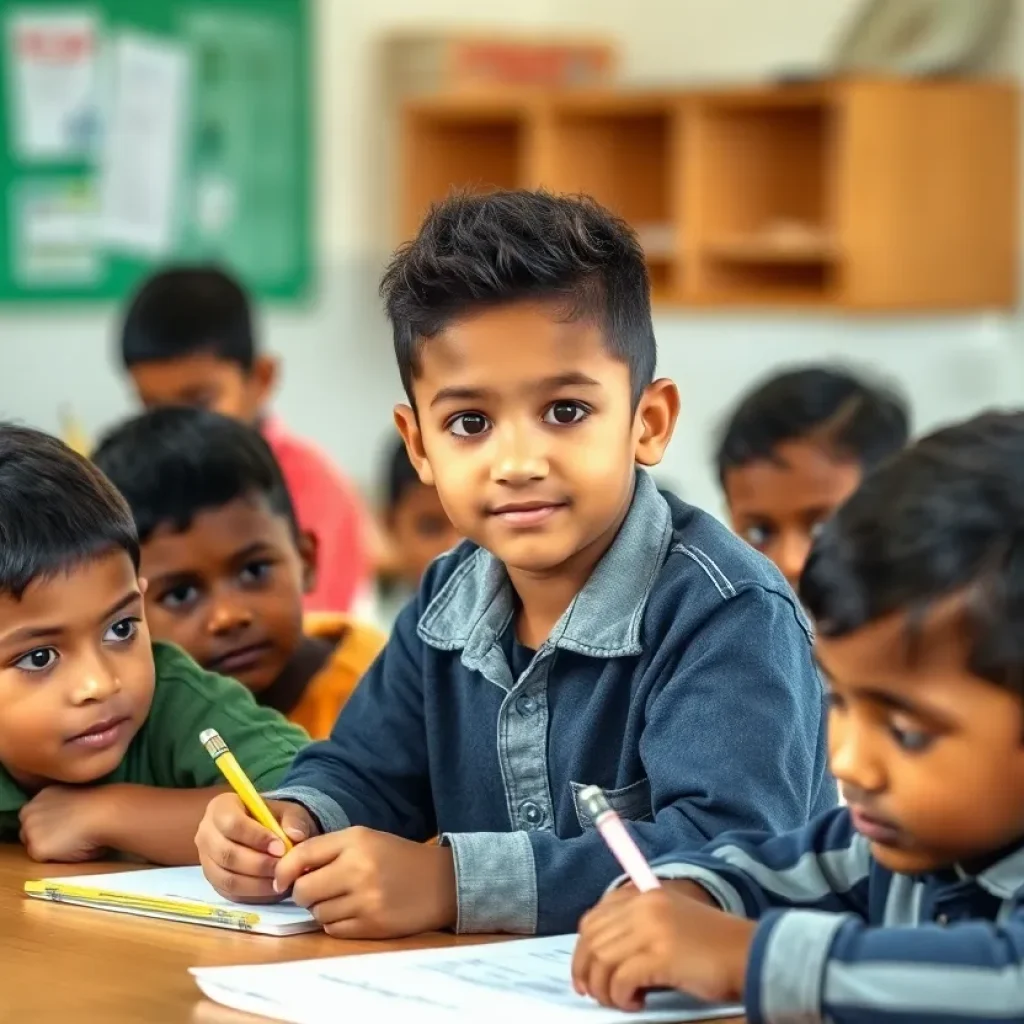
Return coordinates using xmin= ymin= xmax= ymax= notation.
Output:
xmin=0 ymin=641 xmax=309 ymax=839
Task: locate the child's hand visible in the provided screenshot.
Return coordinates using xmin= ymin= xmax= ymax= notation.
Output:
xmin=195 ymin=793 xmax=317 ymax=903
xmin=19 ymin=785 xmax=111 ymax=862
xmin=572 ymin=882 xmax=755 ymax=1011
xmin=272 ymin=827 xmax=457 ymax=938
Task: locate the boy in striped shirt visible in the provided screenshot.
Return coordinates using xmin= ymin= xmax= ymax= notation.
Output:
xmin=574 ymin=412 xmax=1024 ymax=1024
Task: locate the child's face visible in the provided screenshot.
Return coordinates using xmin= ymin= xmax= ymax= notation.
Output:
xmin=128 ymin=352 xmax=276 ymax=425
xmin=388 ymin=482 xmax=461 ymax=588
xmin=818 ymin=598 xmax=1024 ymax=875
xmin=395 ymin=300 xmax=677 ymax=581
xmin=724 ymin=441 xmax=863 ymax=588
xmin=139 ymin=496 xmax=311 ymax=692
xmin=0 ymin=551 xmax=154 ymax=792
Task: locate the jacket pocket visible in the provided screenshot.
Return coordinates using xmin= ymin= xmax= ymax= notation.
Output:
xmin=570 ymin=777 xmax=653 ymax=831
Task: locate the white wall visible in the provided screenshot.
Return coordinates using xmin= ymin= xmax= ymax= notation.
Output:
xmin=1 ymin=0 xmax=1021 ymax=517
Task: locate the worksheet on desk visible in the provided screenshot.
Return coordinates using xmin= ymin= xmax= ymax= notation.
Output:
xmin=192 ymin=934 xmax=743 ymax=1023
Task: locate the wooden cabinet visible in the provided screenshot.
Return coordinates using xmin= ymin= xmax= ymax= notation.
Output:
xmin=399 ymin=79 xmax=1019 ymax=310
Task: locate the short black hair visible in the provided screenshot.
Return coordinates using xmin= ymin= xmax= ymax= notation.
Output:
xmin=802 ymin=411 xmax=1024 ymax=697
xmin=716 ymin=366 xmax=910 ymax=486
xmin=120 ymin=265 xmax=255 ymax=370
xmin=92 ymin=407 xmax=297 ymax=543
xmin=384 ymin=435 xmax=423 ymax=514
xmin=380 ymin=189 xmax=657 ymax=406
xmin=0 ymin=424 xmax=139 ymax=598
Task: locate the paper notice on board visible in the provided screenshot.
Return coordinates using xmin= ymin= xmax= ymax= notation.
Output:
xmin=13 ymin=177 xmax=100 ymax=285
xmin=6 ymin=10 xmax=100 ymax=160
xmin=97 ymin=33 xmax=188 ymax=256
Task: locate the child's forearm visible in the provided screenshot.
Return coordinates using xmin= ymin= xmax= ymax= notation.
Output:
xmin=92 ymin=784 xmax=228 ymax=865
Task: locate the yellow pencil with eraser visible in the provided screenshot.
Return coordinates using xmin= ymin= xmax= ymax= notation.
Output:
xmin=199 ymin=729 xmax=293 ymax=852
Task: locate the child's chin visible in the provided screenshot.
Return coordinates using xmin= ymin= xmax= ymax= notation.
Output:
xmin=869 ymin=840 xmax=946 ymax=876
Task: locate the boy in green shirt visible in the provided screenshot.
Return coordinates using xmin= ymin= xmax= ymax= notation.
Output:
xmin=0 ymin=424 xmax=307 ymax=864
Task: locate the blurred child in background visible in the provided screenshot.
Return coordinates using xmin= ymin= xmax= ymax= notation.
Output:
xmin=372 ymin=435 xmax=460 ymax=630
xmin=118 ymin=265 xmax=371 ymax=615
xmin=716 ymin=366 xmax=910 ymax=590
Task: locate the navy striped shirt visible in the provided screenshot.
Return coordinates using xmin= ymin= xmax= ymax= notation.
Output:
xmin=653 ymin=807 xmax=1024 ymax=1023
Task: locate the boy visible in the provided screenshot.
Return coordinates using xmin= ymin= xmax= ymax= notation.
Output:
xmin=717 ymin=366 xmax=909 ymax=589
xmin=93 ymin=408 xmax=385 ymax=739
xmin=119 ymin=265 xmax=370 ymax=615
xmin=195 ymin=190 xmax=835 ymax=938
xmin=0 ymin=424 xmax=308 ymax=864
xmin=574 ymin=411 xmax=1024 ymax=1023
xmin=373 ymin=435 xmax=460 ymax=629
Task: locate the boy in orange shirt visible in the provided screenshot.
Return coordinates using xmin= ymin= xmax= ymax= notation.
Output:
xmin=93 ymin=408 xmax=384 ymax=739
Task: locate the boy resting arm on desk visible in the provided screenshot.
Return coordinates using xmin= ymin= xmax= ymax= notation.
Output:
xmin=574 ymin=412 xmax=1024 ymax=1023
xmin=0 ymin=425 xmax=308 ymax=865
xmin=196 ymin=190 xmax=835 ymax=937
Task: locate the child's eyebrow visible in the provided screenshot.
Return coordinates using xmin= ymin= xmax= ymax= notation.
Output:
xmin=817 ymin=651 xmax=959 ymax=729
xmin=429 ymin=372 xmax=601 ymax=408
xmin=229 ymin=541 xmax=278 ymax=563
xmin=0 ymin=589 xmax=141 ymax=646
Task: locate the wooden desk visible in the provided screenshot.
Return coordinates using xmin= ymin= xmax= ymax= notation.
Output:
xmin=0 ymin=847 xmax=499 ymax=1023
xmin=2 ymin=847 xmax=745 ymax=1024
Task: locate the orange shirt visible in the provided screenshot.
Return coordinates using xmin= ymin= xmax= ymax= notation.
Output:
xmin=290 ymin=614 xmax=386 ymax=739
xmin=262 ymin=417 xmax=372 ymax=615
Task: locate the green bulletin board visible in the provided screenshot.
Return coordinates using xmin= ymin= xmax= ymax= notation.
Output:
xmin=0 ymin=0 xmax=313 ymax=304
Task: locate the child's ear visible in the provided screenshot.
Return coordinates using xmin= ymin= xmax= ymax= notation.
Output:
xmin=250 ymin=355 xmax=279 ymax=408
xmin=297 ymin=529 xmax=318 ymax=595
xmin=633 ymin=378 xmax=680 ymax=467
xmin=394 ymin=405 xmax=434 ymax=486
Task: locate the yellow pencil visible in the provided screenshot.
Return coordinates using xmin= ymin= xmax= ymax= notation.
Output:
xmin=199 ymin=729 xmax=294 ymax=852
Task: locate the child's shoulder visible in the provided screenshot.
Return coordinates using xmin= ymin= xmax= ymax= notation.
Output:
xmin=648 ymin=491 xmax=812 ymax=638
xmin=665 ymin=491 xmax=800 ymax=596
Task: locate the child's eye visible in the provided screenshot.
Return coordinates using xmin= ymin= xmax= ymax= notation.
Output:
xmin=158 ymin=584 xmax=199 ymax=611
xmin=890 ymin=724 xmax=934 ymax=753
xmin=239 ymin=560 xmax=272 ymax=585
xmin=104 ymin=617 xmax=140 ymax=644
xmin=826 ymin=690 xmax=847 ymax=712
xmin=742 ymin=524 xmax=772 ymax=548
xmin=543 ymin=401 xmax=589 ymax=426
xmin=448 ymin=413 xmax=491 ymax=438
xmin=14 ymin=647 xmax=57 ymax=673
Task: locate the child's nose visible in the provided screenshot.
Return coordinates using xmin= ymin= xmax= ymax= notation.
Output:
xmin=776 ymin=530 xmax=812 ymax=590
xmin=829 ymin=716 xmax=886 ymax=795
xmin=206 ymin=598 xmax=255 ymax=635
xmin=70 ymin=652 xmax=122 ymax=705
xmin=490 ymin=423 xmax=548 ymax=484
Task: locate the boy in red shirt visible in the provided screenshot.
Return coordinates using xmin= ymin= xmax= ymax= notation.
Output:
xmin=118 ymin=266 xmax=370 ymax=614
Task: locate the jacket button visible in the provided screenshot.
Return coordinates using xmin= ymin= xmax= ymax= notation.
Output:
xmin=520 ymin=801 xmax=545 ymax=827
xmin=516 ymin=695 xmax=537 ymax=716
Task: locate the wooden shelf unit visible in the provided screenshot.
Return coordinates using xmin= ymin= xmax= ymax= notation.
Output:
xmin=399 ymin=79 xmax=1019 ymax=311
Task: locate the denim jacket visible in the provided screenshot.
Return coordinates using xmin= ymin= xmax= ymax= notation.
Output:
xmin=270 ymin=470 xmax=836 ymax=934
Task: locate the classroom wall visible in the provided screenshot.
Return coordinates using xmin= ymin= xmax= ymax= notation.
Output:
xmin=1 ymin=0 xmax=1021 ymax=519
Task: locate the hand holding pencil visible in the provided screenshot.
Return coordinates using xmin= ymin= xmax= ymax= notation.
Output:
xmin=195 ymin=730 xmax=319 ymax=903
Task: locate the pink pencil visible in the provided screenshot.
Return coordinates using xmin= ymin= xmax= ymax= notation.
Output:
xmin=580 ymin=785 xmax=661 ymax=893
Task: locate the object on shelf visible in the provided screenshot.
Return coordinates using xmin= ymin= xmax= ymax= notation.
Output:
xmin=381 ymin=31 xmax=617 ymax=98
xmin=830 ymin=0 xmax=1012 ymax=75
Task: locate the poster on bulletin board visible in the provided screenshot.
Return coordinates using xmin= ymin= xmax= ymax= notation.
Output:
xmin=0 ymin=0 xmax=313 ymax=304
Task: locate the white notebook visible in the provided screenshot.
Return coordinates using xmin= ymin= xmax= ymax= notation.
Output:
xmin=25 ymin=865 xmax=318 ymax=936
xmin=192 ymin=934 xmax=743 ymax=1023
